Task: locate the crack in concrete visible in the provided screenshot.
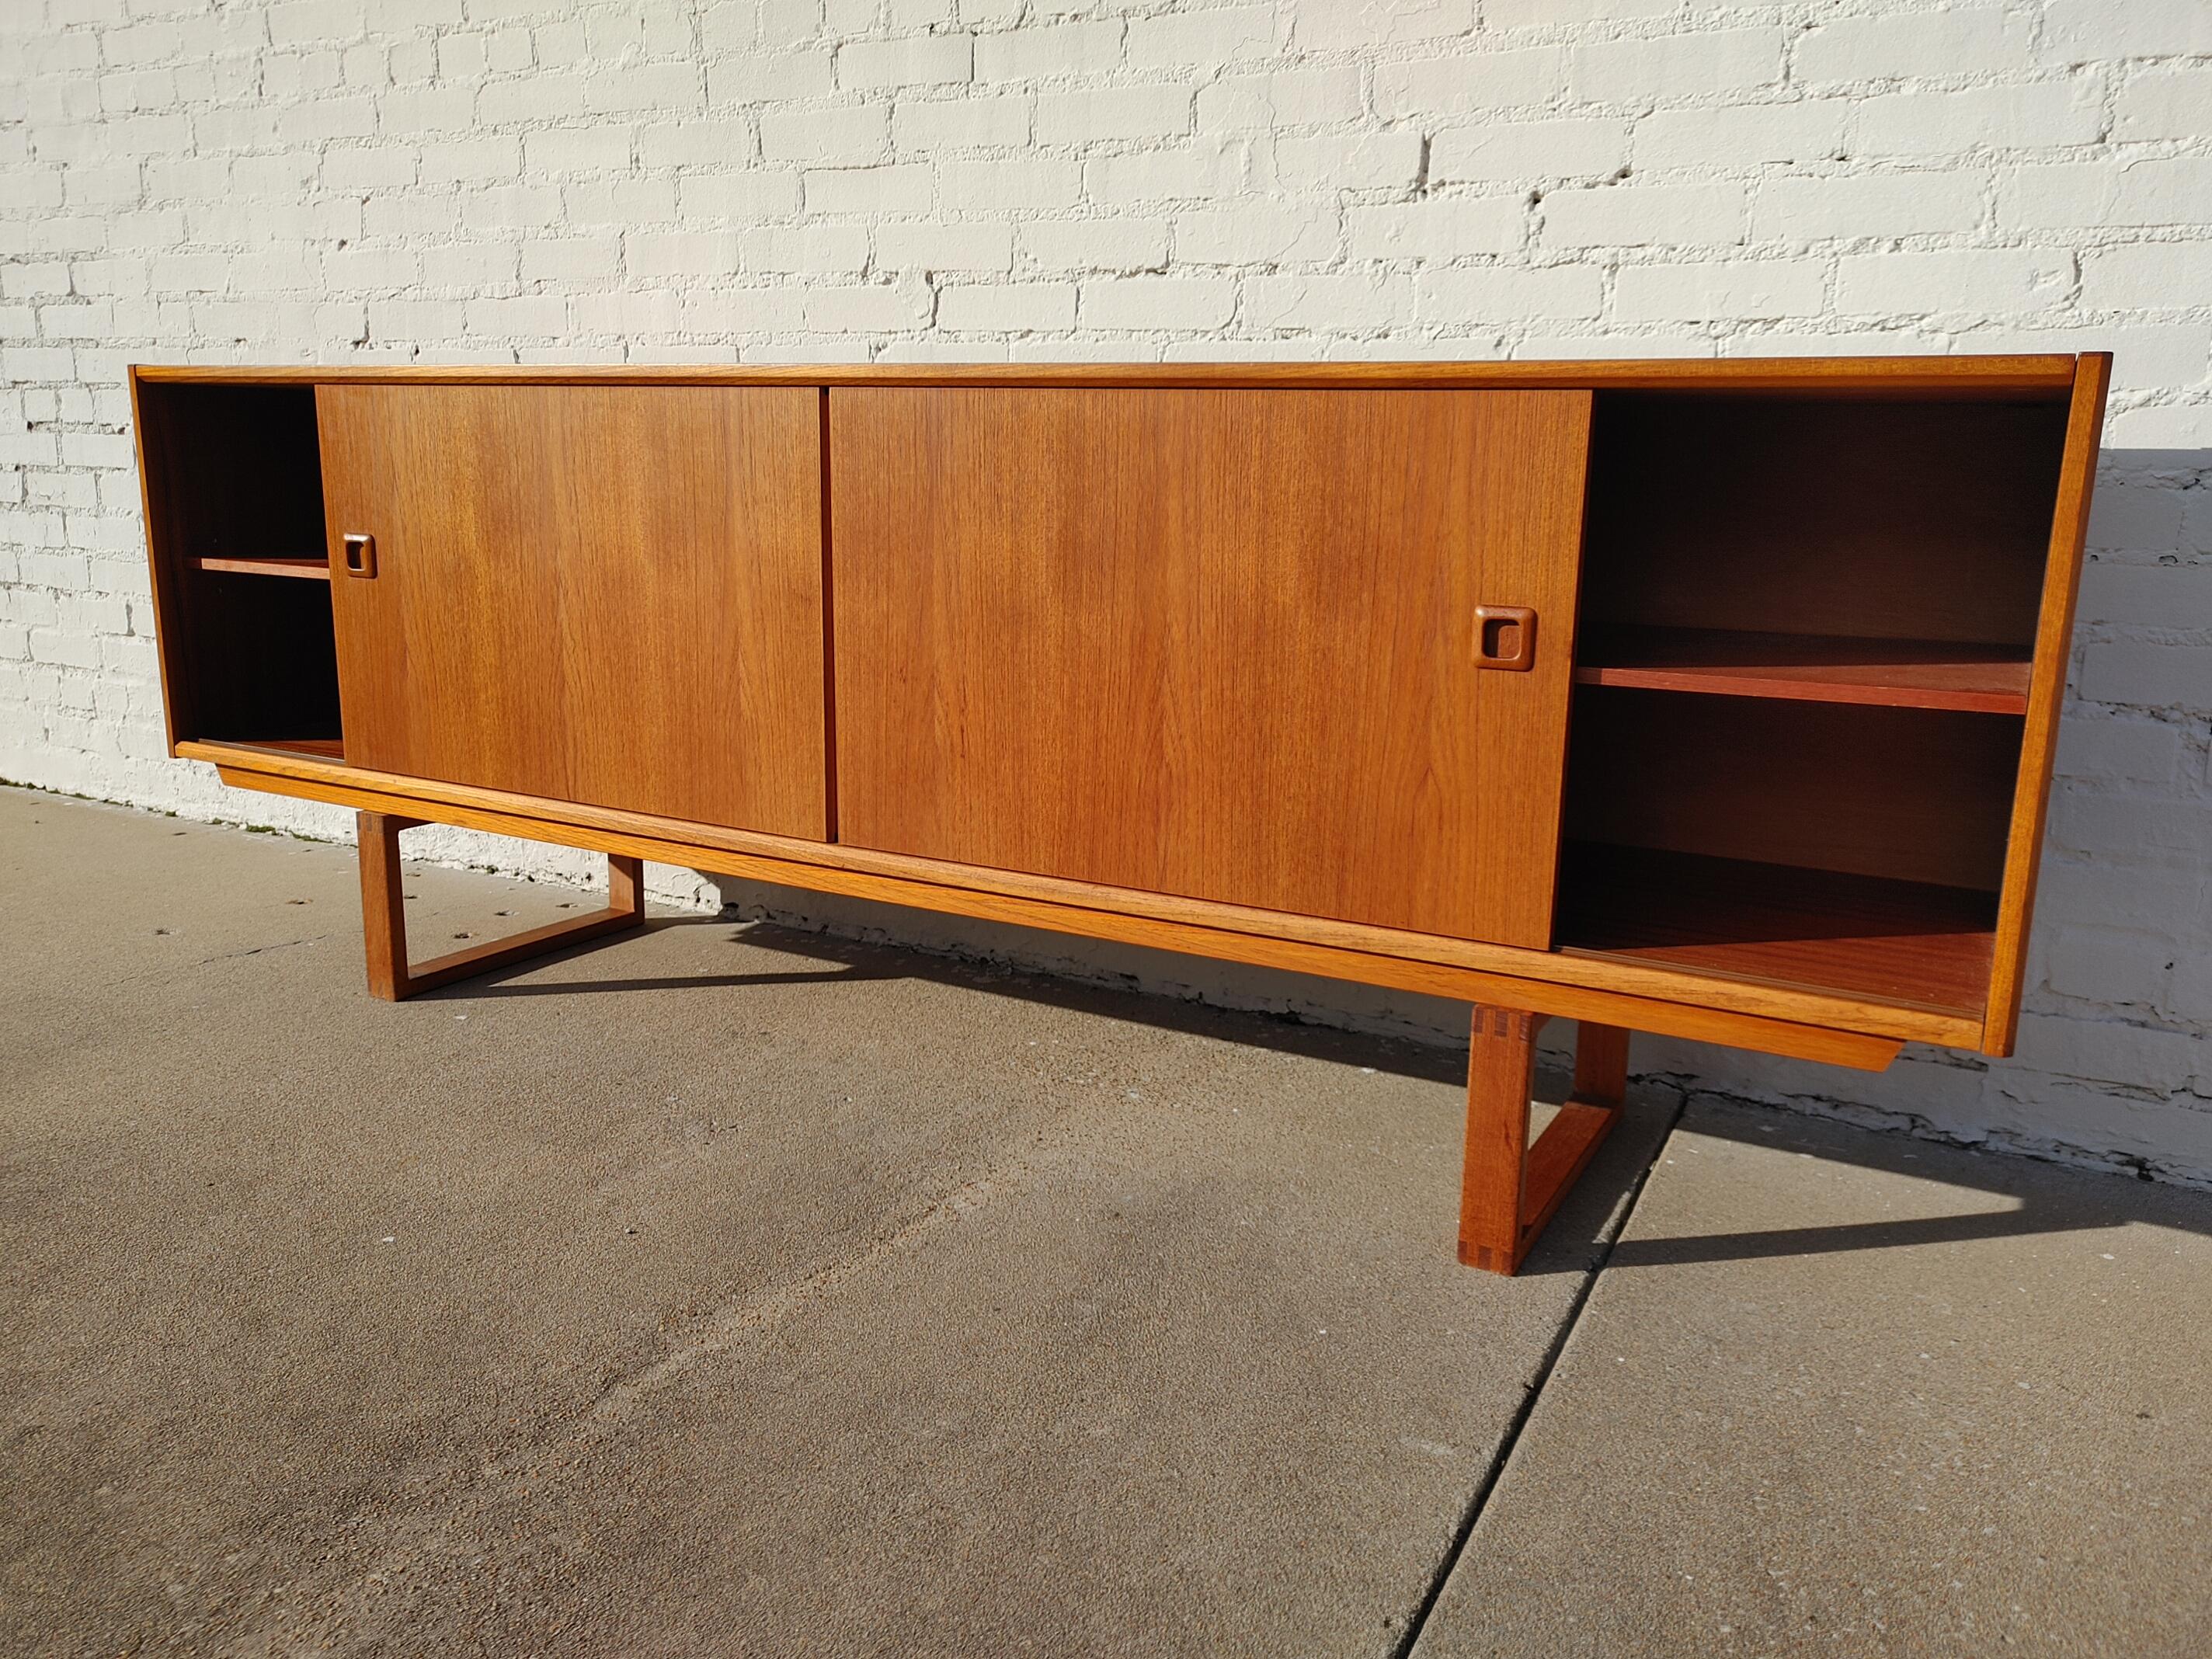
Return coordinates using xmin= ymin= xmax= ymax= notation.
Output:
xmin=57 ymin=934 xmax=339 ymax=1000
xmin=1389 ymin=1088 xmax=1689 ymax=1659
xmin=586 ymin=1165 xmax=1021 ymax=1426
xmin=237 ymin=1158 xmax=1034 ymax=1655
xmin=191 ymin=935 xmax=329 ymax=968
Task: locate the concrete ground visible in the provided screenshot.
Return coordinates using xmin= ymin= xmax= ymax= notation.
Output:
xmin=2 ymin=787 xmax=2207 ymax=1657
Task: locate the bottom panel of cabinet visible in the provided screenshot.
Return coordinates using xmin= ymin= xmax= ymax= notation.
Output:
xmin=1555 ymin=842 xmax=1996 ymax=1019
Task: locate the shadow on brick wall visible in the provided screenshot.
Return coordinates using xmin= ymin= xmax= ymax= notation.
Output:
xmin=430 ymin=445 xmax=2207 ymax=1256
xmin=652 ymin=446 xmax=2209 ymax=1185
xmin=2035 ymin=447 xmax=2210 ymax=1030
xmin=1628 ymin=446 xmax=2209 ymax=1183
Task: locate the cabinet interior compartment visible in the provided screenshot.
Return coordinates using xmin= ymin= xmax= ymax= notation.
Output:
xmin=1557 ymin=390 xmax=2074 ymax=1017
xmin=1574 ymin=391 xmax=2071 ymax=714
xmin=1557 ymin=690 xmax=2015 ymax=1014
xmin=137 ymin=381 xmax=341 ymax=757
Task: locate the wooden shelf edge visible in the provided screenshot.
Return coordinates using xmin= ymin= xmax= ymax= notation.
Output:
xmin=174 ymin=738 xmax=1980 ymax=1055
xmin=192 ymin=555 xmax=331 ymax=580
xmin=1573 ymin=664 xmax=2029 ymax=715
xmin=1573 ymin=629 xmax=2034 ymax=716
xmin=202 ymin=736 xmax=345 ymax=761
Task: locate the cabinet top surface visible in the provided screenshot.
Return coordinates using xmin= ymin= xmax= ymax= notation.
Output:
xmin=130 ymin=353 xmax=2095 ymax=397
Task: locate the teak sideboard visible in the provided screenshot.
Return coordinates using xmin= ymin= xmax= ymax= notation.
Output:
xmin=129 ymin=355 xmax=2110 ymax=1274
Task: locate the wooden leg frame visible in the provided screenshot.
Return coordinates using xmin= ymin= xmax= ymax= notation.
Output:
xmin=356 ymin=812 xmax=1614 ymax=1268
xmin=1459 ymin=1007 xmax=1630 ymax=1275
xmin=356 ymin=810 xmax=645 ymax=1001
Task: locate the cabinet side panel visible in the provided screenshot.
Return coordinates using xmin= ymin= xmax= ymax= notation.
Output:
xmin=1983 ymin=353 xmax=2112 ymax=1055
xmin=130 ymin=372 xmax=193 ymax=752
xmin=830 ymin=388 xmax=1591 ymax=947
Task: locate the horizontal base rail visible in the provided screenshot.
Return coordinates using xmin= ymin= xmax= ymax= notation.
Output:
xmin=356 ymin=809 xmax=645 ymax=1000
xmin=196 ymin=742 xmax=1915 ymax=1070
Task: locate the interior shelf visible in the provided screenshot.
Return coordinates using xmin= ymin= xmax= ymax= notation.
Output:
xmin=1554 ymin=842 xmax=1996 ymax=1017
xmin=217 ymin=736 xmax=345 ymax=760
xmin=1574 ymin=627 xmax=2030 ymax=715
xmin=193 ymin=555 xmax=330 ymax=580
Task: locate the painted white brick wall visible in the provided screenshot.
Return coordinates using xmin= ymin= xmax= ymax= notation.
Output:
xmin=3 ymin=0 xmax=2207 ymax=1184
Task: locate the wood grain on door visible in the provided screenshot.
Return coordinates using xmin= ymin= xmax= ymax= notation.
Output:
xmin=318 ymin=384 xmax=827 ymax=836
xmin=829 ymin=388 xmax=1593 ymax=945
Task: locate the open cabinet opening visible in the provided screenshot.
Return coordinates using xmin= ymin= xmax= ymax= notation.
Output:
xmin=136 ymin=381 xmax=341 ymax=758
xmin=1558 ymin=690 xmax=2015 ymax=1014
xmin=1556 ymin=391 xmax=2073 ymax=1018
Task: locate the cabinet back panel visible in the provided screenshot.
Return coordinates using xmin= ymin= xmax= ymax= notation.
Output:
xmin=1581 ymin=396 xmax=2070 ymax=647
xmin=179 ymin=575 xmax=341 ymax=746
xmin=1563 ymin=690 xmax=2019 ymax=892
xmin=830 ymin=387 xmax=1592 ymax=947
xmin=317 ymin=385 xmax=827 ymax=837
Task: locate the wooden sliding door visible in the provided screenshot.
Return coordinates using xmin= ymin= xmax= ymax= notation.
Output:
xmin=318 ymin=385 xmax=827 ymax=837
xmin=830 ymin=388 xmax=1593 ymax=946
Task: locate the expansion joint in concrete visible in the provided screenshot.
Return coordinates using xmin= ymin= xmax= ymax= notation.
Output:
xmin=1389 ymin=1087 xmax=1689 ymax=1659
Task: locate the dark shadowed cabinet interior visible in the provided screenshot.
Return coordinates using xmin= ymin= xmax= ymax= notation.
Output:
xmin=130 ymin=355 xmax=2109 ymax=1274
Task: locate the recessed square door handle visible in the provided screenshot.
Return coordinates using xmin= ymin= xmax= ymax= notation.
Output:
xmin=343 ymin=533 xmax=376 ymax=578
xmin=1474 ymin=605 xmax=1536 ymax=671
